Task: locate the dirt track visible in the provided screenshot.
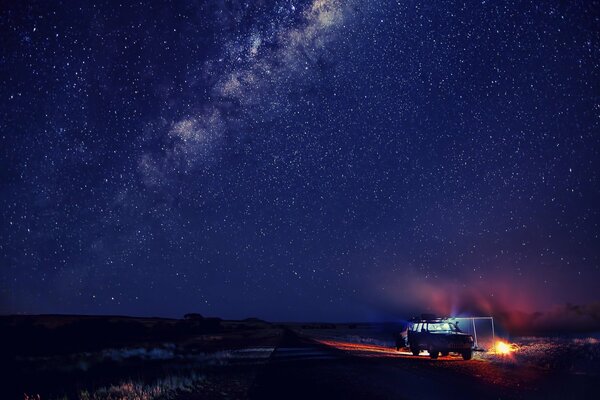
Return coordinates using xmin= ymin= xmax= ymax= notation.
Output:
xmin=248 ymin=329 xmax=598 ymax=400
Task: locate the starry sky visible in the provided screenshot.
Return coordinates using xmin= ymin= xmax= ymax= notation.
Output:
xmin=1 ymin=1 xmax=599 ymax=326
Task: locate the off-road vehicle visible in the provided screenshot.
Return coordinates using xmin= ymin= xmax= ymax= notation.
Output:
xmin=407 ymin=315 xmax=474 ymax=360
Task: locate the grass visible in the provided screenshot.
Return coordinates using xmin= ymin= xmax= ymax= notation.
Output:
xmin=20 ymin=346 xmax=276 ymax=400
xmin=25 ymin=373 xmax=205 ymax=400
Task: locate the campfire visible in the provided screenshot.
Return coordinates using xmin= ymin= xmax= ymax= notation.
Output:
xmin=493 ymin=340 xmax=519 ymax=355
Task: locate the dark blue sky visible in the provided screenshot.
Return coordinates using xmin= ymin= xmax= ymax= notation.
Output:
xmin=1 ymin=1 xmax=598 ymax=324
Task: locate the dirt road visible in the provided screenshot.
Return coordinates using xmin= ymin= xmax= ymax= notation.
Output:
xmin=248 ymin=329 xmax=597 ymax=400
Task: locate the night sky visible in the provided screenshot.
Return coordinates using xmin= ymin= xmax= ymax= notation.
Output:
xmin=1 ymin=1 xmax=599 ymax=326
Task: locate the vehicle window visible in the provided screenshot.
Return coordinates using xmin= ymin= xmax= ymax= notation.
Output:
xmin=428 ymin=322 xmax=457 ymax=332
xmin=410 ymin=321 xmax=462 ymax=333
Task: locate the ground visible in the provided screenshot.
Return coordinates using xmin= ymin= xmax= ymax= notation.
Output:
xmin=5 ymin=316 xmax=599 ymax=399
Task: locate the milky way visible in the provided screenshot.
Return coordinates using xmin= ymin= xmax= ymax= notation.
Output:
xmin=1 ymin=1 xmax=599 ymax=327
xmin=140 ymin=0 xmax=354 ymax=182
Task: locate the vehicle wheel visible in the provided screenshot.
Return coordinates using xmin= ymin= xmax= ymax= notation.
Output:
xmin=429 ymin=350 xmax=439 ymax=359
xmin=411 ymin=348 xmax=420 ymax=356
xmin=441 ymin=351 xmax=449 ymax=357
xmin=462 ymin=350 xmax=473 ymax=360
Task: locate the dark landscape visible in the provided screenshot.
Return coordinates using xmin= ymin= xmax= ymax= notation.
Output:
xmin=4 ymin=314 xmax=599 ymax=399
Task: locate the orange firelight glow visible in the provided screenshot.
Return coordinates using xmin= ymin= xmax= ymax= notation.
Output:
xmin=494 ymin=340 xmax=518 ymax=355
xmin=315 ymin=339 xmax=403 ymax=357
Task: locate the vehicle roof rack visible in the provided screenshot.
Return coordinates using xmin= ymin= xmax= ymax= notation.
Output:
xmin=409 ymin=314 xmax=454 ymax=323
